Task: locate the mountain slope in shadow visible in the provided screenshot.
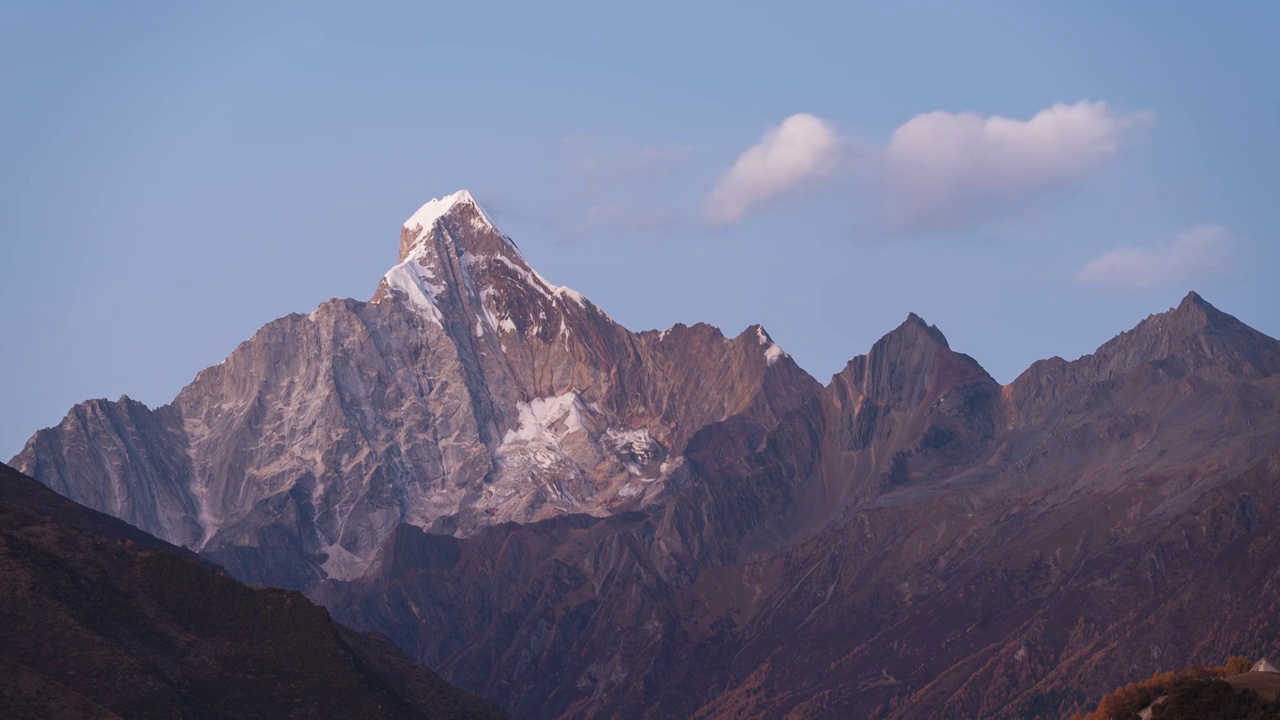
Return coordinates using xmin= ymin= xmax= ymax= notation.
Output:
xmin=0 ymin=461 xmax=505 ymax=720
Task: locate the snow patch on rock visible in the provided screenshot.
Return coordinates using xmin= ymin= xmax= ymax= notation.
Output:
xmin=319 ymin=540 xmax=372 ymax=580
xmin=756 ymin=326 xmax=789 ymax=366
xmin=617 ymin=483 xmax=643 ymax=498
xmin=604 ymin=426 xmax=665 ymax=477
xmin=500 ymin=392 xmax=591 ymax=467
xmin=189 ymin=476 xmax=220 ymax=550
xmin=381 ymin=260 xmax=445 ymax=326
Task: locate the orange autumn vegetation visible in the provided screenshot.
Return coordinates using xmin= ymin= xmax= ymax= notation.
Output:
xmin=1070 ymin=656 xmax=1255 ymax=720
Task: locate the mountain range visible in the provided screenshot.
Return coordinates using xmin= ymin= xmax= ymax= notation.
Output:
xmin=14 ymin=191 xmax=1280 ymax=718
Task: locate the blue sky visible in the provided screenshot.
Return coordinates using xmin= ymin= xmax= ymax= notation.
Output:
xmin=2 ymin=1 xmax=1277 ymax=459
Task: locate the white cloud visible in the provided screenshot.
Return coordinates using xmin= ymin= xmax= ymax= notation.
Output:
xmin=1076 ymin=224 xmax=1233 ymax=289
xmin=701 ymin=101 xmax=1151 ymax=231
xmin=703 ymin=113 xmax=844 ymax=227
xmin=882 ymin=101 xmax=1154 ymax=230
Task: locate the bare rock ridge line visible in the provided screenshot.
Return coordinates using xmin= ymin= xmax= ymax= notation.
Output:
xmin=12 ymin=189 xmax=1280 ymax=719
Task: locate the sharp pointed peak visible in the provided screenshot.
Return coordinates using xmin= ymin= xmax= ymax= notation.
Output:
xmin=1082 ymin=291 xmax=1280 ymax=380
xmin=1180 ymin=289 xmax=1207 ymax=306
xmin=397 ymin=189 xmax=522 ymax=264
xmin=1173 ymin=290 xmax=1221 ymax=317
xmin=403 ymin=189 xmax=495 ymax=232
xmin=743 ymin=323 xmax=771 ymax=341
xmin=830 ymin=311 xmax=994 ymax=403
xmin=891 ymin=312 xmax=950 ymax=348
xmin=1136 ymin=290 xmax=1232 ymax=334
xmin=837 ymin=313 xmax=961 ymax=376
xmin=741 ymin=324 xmax=789 ymax=366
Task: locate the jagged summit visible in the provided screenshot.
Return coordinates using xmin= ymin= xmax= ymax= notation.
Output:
xmin=1178 ymin=289 xmax=1209 ymax=309
xmin=378 ymin=190 xmax=594 ymax=332
xmin=1167 ymin=290 xmax=1228 ymax=326
xmin=748 ymin=324 xmax=790 ymax=366
xmin=900 ymin=312 xmax=950 ymax=347
xmin=403 ymin=189 xmax=494 ymax=233
xmin=1166 ymin=290 xmax=1259 ymax=338
xmin=829 ymin=313 xmax=995 ymax=414
xmin=398 ymin=189 xmax=513 ymax=264
xmin=1154 ymin=290 xmax=1226 ymax=325
xmin=1086 ymin=290 xmax=1280 ymax=380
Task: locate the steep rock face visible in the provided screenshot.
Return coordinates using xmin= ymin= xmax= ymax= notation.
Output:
xmin=12 ymin=190 xmax=818 ymax=587
xmin=800 ymin=314 xmax=1002 ymax=526
xmin=14 ymin=398 xmax=198 ymax=546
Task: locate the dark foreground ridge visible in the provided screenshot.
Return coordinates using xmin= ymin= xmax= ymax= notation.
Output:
xmin=0 ymin=462 xmax=505 ymax=720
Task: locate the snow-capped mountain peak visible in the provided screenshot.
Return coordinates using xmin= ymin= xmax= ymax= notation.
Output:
xmin=403 ymin=189 xmax=494 ymax=234
xmin=381 ymin=190 xmax=598 ymax=333
xmin=397 ymin=189 xmax=514 ymax=265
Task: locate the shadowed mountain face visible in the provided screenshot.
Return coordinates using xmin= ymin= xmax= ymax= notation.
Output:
xmin=13 ymin=192 xmax=1280 ymax=719
xmin=0 ymin=462 xmax=505 ymax=720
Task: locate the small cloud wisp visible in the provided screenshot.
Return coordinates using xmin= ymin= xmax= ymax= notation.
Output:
xmin=1076 ymin=224 xmax=1232 ymax=289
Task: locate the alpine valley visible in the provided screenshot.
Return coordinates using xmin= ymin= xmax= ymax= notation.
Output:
xmin=14 ymin=191 xmax=1280 ymax=719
